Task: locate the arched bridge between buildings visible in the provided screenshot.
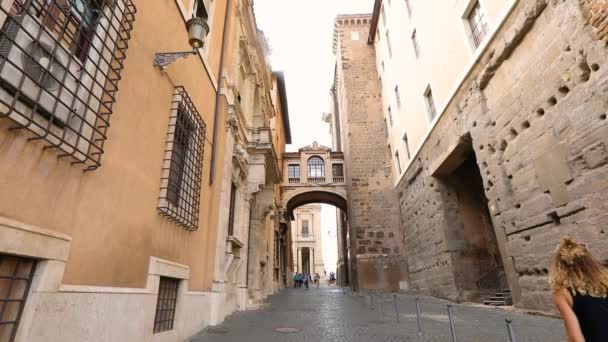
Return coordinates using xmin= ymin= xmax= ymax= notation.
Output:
xmin=281 ymin=142 xmax=347 ymax=218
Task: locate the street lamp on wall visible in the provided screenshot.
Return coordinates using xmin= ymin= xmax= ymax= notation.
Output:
xmin=154 ymin=17 xmax=210 ymax=70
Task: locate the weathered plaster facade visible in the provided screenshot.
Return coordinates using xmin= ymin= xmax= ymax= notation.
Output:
xmin=391 ymin=0 xmax=608 ymax=311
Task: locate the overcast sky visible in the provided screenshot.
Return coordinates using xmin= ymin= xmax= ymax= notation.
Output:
xmin=254 ymin=0 xmax=373 ymax=151
xmin=254 ymin=0 xmax=373 ymax=273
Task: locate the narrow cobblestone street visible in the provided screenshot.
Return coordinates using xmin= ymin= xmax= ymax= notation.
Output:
xmin=191 ymin=287 xmax=565 ymax=342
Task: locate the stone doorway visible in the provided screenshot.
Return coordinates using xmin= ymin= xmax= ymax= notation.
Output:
xmin=436 ymin=137 xmax=507 ymax=302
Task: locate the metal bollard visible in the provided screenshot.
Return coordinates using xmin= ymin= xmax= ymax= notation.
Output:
xmin=415 ymin=297 xmax=422 ymax=336
xmin=505 ymin=319 xmax=517 ymax=342
xmin=447 ymin=304 xmax=457 ymax=342
xmin=393 ymin=294 xmax=399 ymax=322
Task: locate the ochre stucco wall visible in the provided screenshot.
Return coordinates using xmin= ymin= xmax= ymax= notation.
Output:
xmin=0 ymin=0 xmax=233 ymax=291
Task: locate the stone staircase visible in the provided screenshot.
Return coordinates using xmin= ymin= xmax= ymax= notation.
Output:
xmin=482 ymin=289 xmax=512 ymax=306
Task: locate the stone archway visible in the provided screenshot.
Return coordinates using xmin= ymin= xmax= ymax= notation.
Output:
xmin=283 ymin=188 xmax=348 ymax=219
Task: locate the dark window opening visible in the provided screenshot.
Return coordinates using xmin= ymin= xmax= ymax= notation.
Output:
xmin=301 ymin=220 xmax=309 ymax=236
xmin=194 ymin=0 xmax=208 ymax=19
xmin=0 ymin=254 xmax=36 ymax=342
xmin=332 ymin=164 xmax=344 ymax=177
xmin=153 ymin=277 xmax=179 ymax=334
xmin=227 ymin=182 xmax=237 ymax=236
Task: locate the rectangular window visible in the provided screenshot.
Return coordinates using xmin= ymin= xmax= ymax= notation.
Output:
xmin=288 ymin=164 xmax=300 ymax=182
xmin=385 ymin=30 xmax=392 ymax=58
xmin=302 ymin=220 xmax=309 ymax=236
xmin=468 ymin=1 xmax=488 ymax=48
xmin=158 ymin=87 xmax=207 ymax=231
xmin=395 ymin=151 xmax=402 ymax=174
xmin=153 ymin=277 xmax=179 ymax=334
xmin=381 ymin=61 xmax=385 ymax=73
xmin=384 ymin=118 xmax=388 ymax=137
xmin=395 ymin=85 xmax=401 ymax=108
xmin=227 ymin=183 xmax=237 ymax=236
xmin=411 ymin=29 xmax=420 ymax=58
xmin=0 ymin=254 xmax=36 ymax=342
xmin=388 ymin=106 xmax=393 ymax=126
xmin=424 ymin=86 xmax=437 ymax=121
xmin=0 ymin=0 xmax=137 ymax=170
xmin=332 ymin=164 xmax=344 ymax=177
xmin=403 ymin=134 xmax=411 ymax=160
xmin=405 ymin=0 xmax=412 ymax=16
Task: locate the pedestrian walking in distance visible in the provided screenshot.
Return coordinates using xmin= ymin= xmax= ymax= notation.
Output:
xmin=304 ymin=273 xmax=310 ymax=289
xmin=550 ymin=237 xmax=608 ymax=342
xmin=314 ymin=273 xmax=321 ymax=288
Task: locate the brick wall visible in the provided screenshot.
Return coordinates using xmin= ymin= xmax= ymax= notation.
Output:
xmin=334 ymin=16 xmax=409 ymax=291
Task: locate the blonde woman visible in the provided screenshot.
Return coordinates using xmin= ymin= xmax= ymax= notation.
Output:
xmin=550 ymin=237 xmax=608 ymax=342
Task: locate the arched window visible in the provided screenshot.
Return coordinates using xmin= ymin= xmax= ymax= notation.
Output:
xmin=307 ymin=156 xmax=325 ymax=179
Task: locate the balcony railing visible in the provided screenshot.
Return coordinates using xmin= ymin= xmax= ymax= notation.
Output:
xmin=308 ymin=177 xmax=325 ymax=184
xmin=333 ymin=176 xmax=344 ymax=183
xmin=288 ymin=178 xmax=300 ymax=184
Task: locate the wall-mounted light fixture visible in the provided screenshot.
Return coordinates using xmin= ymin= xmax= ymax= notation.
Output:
xmin=154 ymin=17 xmax=209 ymax=69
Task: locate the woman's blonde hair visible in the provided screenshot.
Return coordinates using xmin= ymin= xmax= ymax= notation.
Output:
xmin=549 ymin=237 xmax=608 ymax=297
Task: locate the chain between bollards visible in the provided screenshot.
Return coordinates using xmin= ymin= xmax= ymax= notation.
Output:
xmin=415 ymin=297 xmax=422 ymax=336
xmin=447 ymin=304 xmax=457 ymax=342
xmin=506 ymin=319 xmax=517 ymax=342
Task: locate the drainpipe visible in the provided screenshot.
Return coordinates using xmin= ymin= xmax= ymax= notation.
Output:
xmin=209 ymin=0 xmax=233 ymax=185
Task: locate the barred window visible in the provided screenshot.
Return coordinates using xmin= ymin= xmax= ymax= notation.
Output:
xmin=153 ymin=277 xmax=179 ymax=334
xmin=158 ymin=87 xmax=206 ymax=231
xmin=0 ymin=0 xmax=136 ymax=170
xmin=0 ymin=254 xmax=36 ymax=342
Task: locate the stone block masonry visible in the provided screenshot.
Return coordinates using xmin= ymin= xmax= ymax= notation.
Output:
xmin=396 ymin=0 xmax=608 ymax=312
xmin=333 ymin=15 xmax=409 ymax=292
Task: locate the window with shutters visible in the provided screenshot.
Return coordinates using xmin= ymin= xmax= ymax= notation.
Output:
xmin=0 ymin=0 xmax=136 ymax=170
xmin=158 ymin=87 xmax=207 ymax=231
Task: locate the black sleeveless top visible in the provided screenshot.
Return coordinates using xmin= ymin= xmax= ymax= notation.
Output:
xmin=570 ymin=290 xmax=608 ymax=342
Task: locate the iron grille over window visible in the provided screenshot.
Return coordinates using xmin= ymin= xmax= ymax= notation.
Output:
xmin=0 ymin=0 xmax=136 ymax=171
xmin=468 ymin=1 xmax=488 ymax=48
xmin=153 ymin=277 xmax=179 ymax=334
xmin=158 ymin=87 xmax=206 ymax=231
xmin=307 ymin=156 xmax=325 ymax=178
xmin=0 ymin=254 xmax=36 ymax=342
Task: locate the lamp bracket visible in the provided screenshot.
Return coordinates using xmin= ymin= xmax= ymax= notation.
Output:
xmin=154 ymin=50 xmax=197 ymax=69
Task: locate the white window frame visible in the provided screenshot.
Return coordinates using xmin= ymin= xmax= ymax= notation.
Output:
xmin=461 ymin=0 xmax=489 ymax=51
xmin=411 ymin=29 xmax=420 ymax=58
xmin=424 ymin=84 xmax=437 ymax=122
xmin=395 ymin=151 xmax=402 ymax=174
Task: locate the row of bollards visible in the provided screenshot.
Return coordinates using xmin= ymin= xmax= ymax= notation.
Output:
xmin=355 ymin=291 xmax=519 ymax=341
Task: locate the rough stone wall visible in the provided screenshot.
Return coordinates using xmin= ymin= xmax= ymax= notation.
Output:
xmin=334 ymin=16 xmax=408 ymax=291
xmin=397 ymin=0 xmax=608 ymax=311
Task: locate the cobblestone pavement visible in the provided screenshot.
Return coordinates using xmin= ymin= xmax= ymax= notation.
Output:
xmin=190 ymin=287 xmax=566 ymax=342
